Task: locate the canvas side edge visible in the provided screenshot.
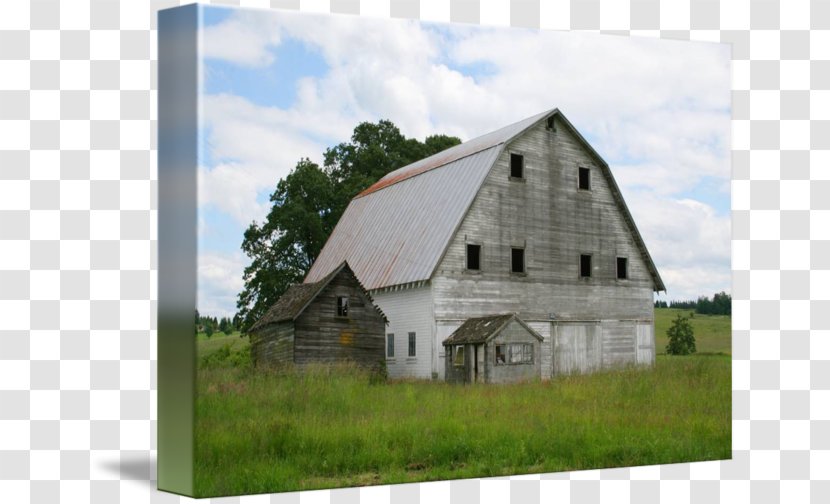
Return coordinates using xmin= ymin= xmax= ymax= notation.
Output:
xmin=157 ymin=4 xmax=199 ymax=497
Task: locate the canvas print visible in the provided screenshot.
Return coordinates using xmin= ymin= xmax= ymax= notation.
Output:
xmin=158 ymin=4 xmax=732 ymax=497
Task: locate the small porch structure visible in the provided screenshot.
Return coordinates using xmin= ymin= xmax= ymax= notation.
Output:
xmin=442 ymin=314 xmax=543 ymax=384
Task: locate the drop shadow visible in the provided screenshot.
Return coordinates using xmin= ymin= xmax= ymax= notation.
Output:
xmin=98 ymin=452 xmax=157 ymax=490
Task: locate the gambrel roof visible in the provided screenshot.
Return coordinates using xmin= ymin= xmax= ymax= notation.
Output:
xmin=305 ymin=109 xmax=665 ymax=292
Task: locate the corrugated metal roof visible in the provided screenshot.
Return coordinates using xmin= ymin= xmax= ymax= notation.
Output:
xmin=357 ymin=108 xmax=556 ymax=197
xmin=305 ymin=146 xmax=501 ymax=289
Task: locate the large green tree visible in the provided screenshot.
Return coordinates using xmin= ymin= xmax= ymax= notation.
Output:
xmin=235 ymin=120 xmax=461 ymax=332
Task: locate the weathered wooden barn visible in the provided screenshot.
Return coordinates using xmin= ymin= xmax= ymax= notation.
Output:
xmin=443 ymin=314 xmax=543 ymax=384
xmin=249 ymin=261 xmax=387 ymax=368
xmin=304 ymin=108 xmax=665 ymax=380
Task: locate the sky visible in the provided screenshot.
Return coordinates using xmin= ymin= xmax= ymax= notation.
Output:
xmin=196 ymin=5 xmax=731 ymax=318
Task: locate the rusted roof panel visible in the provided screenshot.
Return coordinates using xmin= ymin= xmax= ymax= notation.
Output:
xmin=305 ymin=146 xmax=502 ymax=289
xmin=357 ymin=108 xmax=556 ymax=197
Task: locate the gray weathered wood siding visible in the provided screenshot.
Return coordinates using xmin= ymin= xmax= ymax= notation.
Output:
xmin=432 ymin=116 xmax=655 ymax=376
xmin=444 ymin=343 xmax=470 ymax=383
xmin=444 ymin=320 xmax=541 ymax=384
xmin=432 ymin=117 xmax=655 ymax=323
xmin=526 ymin=322 xmax=552 ymax=379
xmin=485 ymin=320 xmax=541 ymax=384
xmin=552 ymin=320 xmax=654 ymax=375
xmin=372 ymin=285 xmax=434 ymax=379
xmin=250 ymin=321 xmax=294 ymax=367
xmin=636 ymin=322 xmax=655 ymax=365
xmin=552 ymin=321 xmax=602 ymax=375
xmin=292 ymin=270 xmax=386 ymax=367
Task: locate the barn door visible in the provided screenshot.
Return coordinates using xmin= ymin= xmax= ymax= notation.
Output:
xmin=552 ymin=321 xmax=601 ymax=375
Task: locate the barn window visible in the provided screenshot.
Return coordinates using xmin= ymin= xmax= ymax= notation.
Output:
xmin=578 ymin=167 xmax=591 ymax=190
xmin=387 ymin=333 xmax=394 ymax=357
xmin=546 ymin=116 xmax=556 ymax=131
xmin=466 ymin=243 xmax=481 ymax=271
xmin=617 ymin=257 xmax=628 ymax=280
xmin=453 ymin=345 xmax=465 ymax=366
xmin=510 ymin=153 xmax=524 ymax=179
xmin=511 ymin=247 xmax=525 ymax=274
xmin=495 ymin=343 xmax=533 ymax=365
xmin=337 ymin=296 xmax=349 ymax=316
xmin=408 ymin=332 xmax=416 ymax=357
xmin=580 ymin=254 xmax=592 ymax=278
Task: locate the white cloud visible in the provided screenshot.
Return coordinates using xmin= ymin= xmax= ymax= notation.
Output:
xmin=625 ymin=192 xmax=731 ymax=300
xmin=199 ymin=94 xmax=329 ymax=226
xmin=197 ymin=251 xmax=248 ymax=318
xmin=199 ymin=9 xmax=732 ymax=309
xmin=201 ymin=10 xmax=281 ymax=67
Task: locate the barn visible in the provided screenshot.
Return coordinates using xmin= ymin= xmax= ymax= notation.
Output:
xmin=304 ymin=108 xmax=665 ymax=380
xmin=249 ymin=261 xmax=387 ymax=369
xmin=443 ymin=313 xmax=543 ymax=384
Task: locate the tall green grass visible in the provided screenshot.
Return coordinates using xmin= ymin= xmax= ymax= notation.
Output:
xmin=194 ymin=356 xmax=731 ymax=497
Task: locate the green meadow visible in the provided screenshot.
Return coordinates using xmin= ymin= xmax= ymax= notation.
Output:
xmin=193 ymin=308 xmax=732 ymax=497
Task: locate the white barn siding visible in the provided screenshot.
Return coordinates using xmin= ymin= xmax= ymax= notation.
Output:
xmin=372 ymin=286 xmax=434 ymax=379
xmin=636 ymin=321 xmax=655 ymax=365
xmin=526 ymin=322 xmax=552 ymax=379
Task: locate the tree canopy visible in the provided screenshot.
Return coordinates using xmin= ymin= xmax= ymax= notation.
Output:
xmin=235 ymin=120 xmax=461 ymax=332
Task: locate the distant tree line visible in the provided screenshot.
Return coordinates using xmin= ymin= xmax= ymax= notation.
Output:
xmin=195 ymin=310 xmax=241 ymax=337
xmin=654 ymin=292 xmax=731 ymax=316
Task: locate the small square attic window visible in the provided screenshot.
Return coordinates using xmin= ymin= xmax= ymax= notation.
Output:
xmin=337 ymin=296 xmax=349 ymax=317
xmin=617 ymin=257 xmax=628 ymax=280
xmin=467 ymin=243 xmax=481 ymax=271
xmin=580 ymin=254 xmax=592 ymax=278
xmin=510 ymin=153 xmax=524 ymax=179
xmin=511 ymin=248 xmax=525 ymax=274
xmin=578 ymin=167 xmax=591 ymax=190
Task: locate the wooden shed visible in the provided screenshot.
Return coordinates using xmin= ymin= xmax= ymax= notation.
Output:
xmin=248 ymin=261 xmax=387 ymax=369
xmin=443 ymin=314 xmax=543 ymax=384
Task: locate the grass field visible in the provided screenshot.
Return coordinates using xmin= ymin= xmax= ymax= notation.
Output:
xmin=654 ymin=308 xmax=732 ymax=355
xmin=192 ymin=309 xmax=731 ymax=497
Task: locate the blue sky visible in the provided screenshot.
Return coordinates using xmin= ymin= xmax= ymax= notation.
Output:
xmin=196 ymin=5 xmax=731 ymax=317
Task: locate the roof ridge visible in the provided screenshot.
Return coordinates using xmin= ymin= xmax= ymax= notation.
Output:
xmin=355 ymin=108 xmax=557 ymax=198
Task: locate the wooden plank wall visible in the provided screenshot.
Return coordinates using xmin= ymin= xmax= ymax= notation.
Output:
xmin=250 ymin=321 xmax=294 ymax=367
xmin=553 ymin=322 xmax=602 ymax=375
xmin=552 ymin=320 xmax=654 ymax=375
xmin=293 ymin=269 xmax=386 ymax=368
xmin=601 ymin=320 xmax=637 ymax=367
xmin=432 ymin=117 xmax=655 ymax=323
xmin=636 ymin=322 xmax=655 ymax=365
xmin=486 ymin=320 xmax=541 ymax=384
xmin=432 ymin=116 xmax=657 ymax=376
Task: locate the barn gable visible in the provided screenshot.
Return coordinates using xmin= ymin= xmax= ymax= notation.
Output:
xmin=251 ymin=261 xmax=385 ymax=332
xmin=304 ymin=109 xmax=664 ymax=293
xmin=249 ymin=261 xmax=388 ymax=369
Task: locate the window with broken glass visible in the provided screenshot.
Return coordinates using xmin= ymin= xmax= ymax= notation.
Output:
xmin=494 ymin=343 xmax=533 ymax=365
